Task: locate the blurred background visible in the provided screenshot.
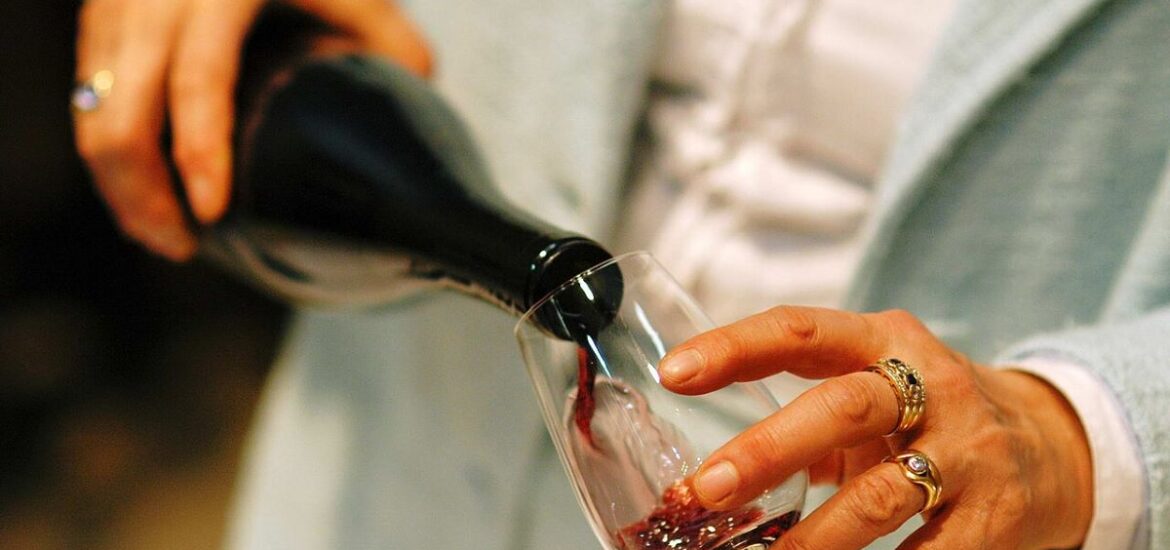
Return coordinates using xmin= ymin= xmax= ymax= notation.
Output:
xmin=0 ymin=3 xmax=288 ymax=548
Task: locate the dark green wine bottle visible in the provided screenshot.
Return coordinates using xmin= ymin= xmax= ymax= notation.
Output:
xmin=196 ymin=7 xmax=621 ymax=339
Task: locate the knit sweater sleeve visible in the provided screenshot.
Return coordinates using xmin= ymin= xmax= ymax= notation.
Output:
xmin=997 ymin=307 xmax=1170 ymax=549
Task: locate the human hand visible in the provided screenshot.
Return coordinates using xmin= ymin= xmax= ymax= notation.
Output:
xmin=658 ymin=306 xmax=1094 ymax=549
xmin=73 ymin=0 xmax=431 ymax=260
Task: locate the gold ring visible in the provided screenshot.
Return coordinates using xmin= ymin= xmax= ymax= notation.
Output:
xmin=884 ymin=450 xmax=943 ymax=512
xmin=71 ymin=69 xmax=115 ymax=113
xmin=866 ymin=357 xmax=925 ymax=434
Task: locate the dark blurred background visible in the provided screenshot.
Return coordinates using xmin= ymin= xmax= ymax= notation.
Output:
xmin=0 ymin=3 xmax=288 ymax=548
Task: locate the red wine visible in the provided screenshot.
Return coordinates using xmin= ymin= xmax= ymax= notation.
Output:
xmin=566 ymin=376 xmax=699 ymax=519
xmin=567 ymin=356 xmax=801 ymax=549
xmin=575 ymin=346 xmax=598 ymax=447
xmin=616 ymin=481 xmax=799 ymax=550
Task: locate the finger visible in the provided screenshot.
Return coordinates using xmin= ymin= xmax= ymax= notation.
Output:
xmin=659 ymin=306 xmax=914 ymax=394
xmin=292 ymin=0 xmax=433 ymax=76
xmin=74 ymin=0 xmax=197 ymax=260
xmin=689 ymin=371 xmax=898 ymax=509
xmin=73 ymin=0 xmax=114 ymax=78
xmin=168 ymin=0 xmax=264 ymax=223
xmin=895 ymin=506 xmax=959 ymax=550
xmin=807 ymin=449 xmax=845 ymax=486
xmin=92 ymin=154 xmax=200 ymax=261
xmin=808 ymin=438 xmax=898 ymax=487
xmin=844 ymin=439 xmax=902 ymax=482
xmin=774 ymin=462 xmax=925 ymax=550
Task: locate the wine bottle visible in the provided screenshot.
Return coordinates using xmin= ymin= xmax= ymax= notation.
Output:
xmin=194 ymin=6 xmax=620 ymax=338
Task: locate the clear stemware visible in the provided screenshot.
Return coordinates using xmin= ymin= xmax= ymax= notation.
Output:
xmin=516 ymin=251 xmax=807 ymax=550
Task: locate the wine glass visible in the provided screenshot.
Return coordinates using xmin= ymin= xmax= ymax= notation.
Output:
xmin=515 ymin=251 xmax=807 ymax=550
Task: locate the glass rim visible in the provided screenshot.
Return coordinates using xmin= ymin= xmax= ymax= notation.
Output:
xmin=514 ymin=249 xmax=653 ymax=335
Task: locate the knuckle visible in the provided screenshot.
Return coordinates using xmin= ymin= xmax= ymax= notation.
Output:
xmin=845 ymin=471 xmax=908 ymax=529
xmin=942 ymin=368 xmax=980 ymax=403
xmin=698 ymin=330 xmax=749 ymax=372
xmin=742 ymin=423 xmax=791 ymax=470
xmin=772 ymin=534 xmax=816 ymax=550
xmin=172 ymin=137 xmax=219 ymax=174
xmin=877 ymin=308 xmax=925 ymax=332
xmin=926 ymin=358 xmax=981 ymax=405
xmin=815 ymin=376 xmax=877 ymax=428
xmin=106 ymin=117 xmax=154 ymax=154
xmin=764 ymin=307 xmax=823 ymax=350
xmin=79 ymin=118 xmax=155 ymax=163
xmin=946 ymin=347 xmax=973 ymax=367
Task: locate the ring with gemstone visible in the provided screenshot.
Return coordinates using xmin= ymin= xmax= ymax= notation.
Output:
xmin=866 ymin=357 xmax=925 ymax=434
xmin=71 ymin=69 xmax=115 ymax=113
xmin=884 ymin=450 xmax=942 ymax=512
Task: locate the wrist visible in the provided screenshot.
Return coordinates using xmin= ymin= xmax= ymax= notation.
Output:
xmin=1001 ymin=369 xmax=1094 ymax=548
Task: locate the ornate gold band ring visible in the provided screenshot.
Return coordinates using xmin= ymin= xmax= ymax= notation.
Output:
xmin=866 ymin=357 xmax=925 ymax=434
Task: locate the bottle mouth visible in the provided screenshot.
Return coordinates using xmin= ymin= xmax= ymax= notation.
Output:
xmin=517 ymin=250 xmax=649 ymax=341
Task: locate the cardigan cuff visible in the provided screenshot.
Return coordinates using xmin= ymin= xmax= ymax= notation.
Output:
xmin=1004 ymin=356 xmax=1146 ymax=549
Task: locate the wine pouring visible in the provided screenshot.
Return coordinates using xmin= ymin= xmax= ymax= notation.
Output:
xmin=179 ymin=7 xmax=806 ymax=548
xmin=518 ymin=253 xmax=806 ymax=549
xmin=183 ymin=5 xmax=616 ymax=337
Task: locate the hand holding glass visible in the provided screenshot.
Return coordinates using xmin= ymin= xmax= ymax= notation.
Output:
xmin=516 ymin=252 xmax=807 ymax=550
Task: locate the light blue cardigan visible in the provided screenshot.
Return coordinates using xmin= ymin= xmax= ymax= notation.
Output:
xmin=850 ymin=0 xmax=1170 ymax=545
xmin=227 ymin=0 xmax=1169 ymax=547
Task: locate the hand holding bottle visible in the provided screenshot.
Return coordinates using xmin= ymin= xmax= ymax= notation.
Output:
xmin=72 ymin=0 xmax=431 ymax=260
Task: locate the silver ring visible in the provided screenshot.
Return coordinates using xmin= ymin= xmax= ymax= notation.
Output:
xmin=71 ymin=69 xmax=115 ymax=113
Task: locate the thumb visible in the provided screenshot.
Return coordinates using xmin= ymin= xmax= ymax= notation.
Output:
xmin=293 ymin=0 xmax=433 ymax=76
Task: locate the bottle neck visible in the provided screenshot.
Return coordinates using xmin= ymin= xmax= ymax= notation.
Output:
xmin=231 ymin=52 xmax=613 ymax=316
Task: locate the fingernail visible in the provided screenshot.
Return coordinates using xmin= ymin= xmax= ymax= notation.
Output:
xmin=660 ymin=349 xmax=704 ymax=384
xmin=187 ymin=174 xmax=225 ymax=223
xmin=694 ymin=461 xmax=739 ymax=504
xmin=145 ymin=226 xmax=196 ymax=261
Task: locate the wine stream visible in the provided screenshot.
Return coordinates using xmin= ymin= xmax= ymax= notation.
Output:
xmin=567 ymin=349 xmax=799 ymax=549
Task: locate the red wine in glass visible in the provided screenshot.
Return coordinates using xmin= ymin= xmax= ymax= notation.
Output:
xmin=520 ymin=253 xmax=807 ymax=550
xmin=570 ymin=346 xmax=800 ymax=549
xmin=616 ymin=481 xmax=800 ymax=550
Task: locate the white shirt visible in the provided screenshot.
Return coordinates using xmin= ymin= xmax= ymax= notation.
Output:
xmin=618 ymin=0 xmax=1145 ymax=546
